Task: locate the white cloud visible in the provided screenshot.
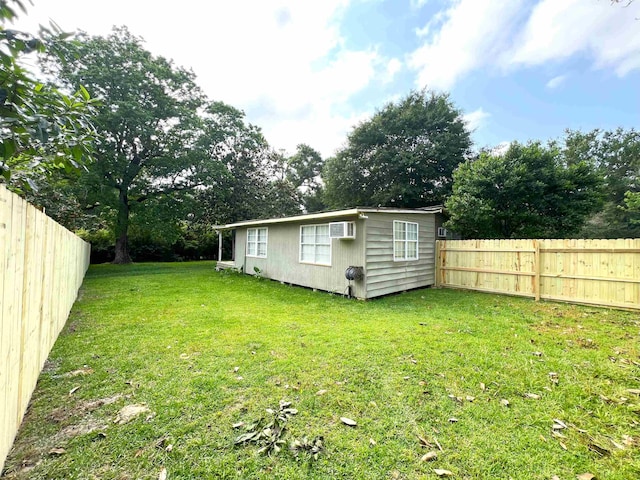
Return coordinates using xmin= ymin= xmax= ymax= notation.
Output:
xmin=409 ymin=0 xmax=640 ymax=91
xmin=463 ymin=108 xmax=490 ymax=132
xmin=546 ymin=74 xmax=567 ymax=89
xmin=408 ymin=0 xmax=526 ymax=91
xmin=14 ymin=0 xmax=386 ymax=158
xmin=505 ymin=0 xmax=640 ymax=77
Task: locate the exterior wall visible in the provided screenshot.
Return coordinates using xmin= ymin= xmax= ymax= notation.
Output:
xmin=364 ymin=212 xmax=436 ymax=298
xmin=234 ymin=216 xmax=367 ymax=298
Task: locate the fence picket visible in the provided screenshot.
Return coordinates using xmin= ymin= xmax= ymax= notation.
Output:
xmin=0 ymin=186 xmax=90 ymax=472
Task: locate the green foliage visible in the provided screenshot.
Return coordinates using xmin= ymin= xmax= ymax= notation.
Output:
xmin=446 ymin=141 xmax=603 ymax=238
xmin=565 ymin=128 xmax=640 ymax=238
xmin=0 ymin=0 xmax=97 ymax=193
xmin=45 ymin=27 xmax=249 ymax=263
xmin=323 ymin=90 xmax=472 ymax=208
xmin=623 ymin=191 xmax=640 ymax=225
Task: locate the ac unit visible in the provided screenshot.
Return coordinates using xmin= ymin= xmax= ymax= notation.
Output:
xmin=329 ymin=221 xmax=356 ymax=239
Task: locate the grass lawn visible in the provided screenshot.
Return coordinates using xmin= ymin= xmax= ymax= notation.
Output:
xmin=3 ymin=262 xmax=640 ymax=480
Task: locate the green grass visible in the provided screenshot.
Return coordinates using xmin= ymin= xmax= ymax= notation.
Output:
xmin=3 ymin=262 xmax=640 ymax=479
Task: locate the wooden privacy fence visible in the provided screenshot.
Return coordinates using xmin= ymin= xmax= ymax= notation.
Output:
xmin=0 ymin=185 xmax=91 ymax=472
xmin=436 ymin=238 xmax=640 ymax=310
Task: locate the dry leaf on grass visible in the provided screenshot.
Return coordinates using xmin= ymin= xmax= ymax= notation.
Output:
xmin=340 ymin=417 xmax=357 ymax=427
xmin=465 ymin=395 xmax=475 ymax=402
xmin=69 ymin=386 xmax=81 ymax=396
xmin=369 ymin=438 xmax=377 ymax=446
xmin=114 ymin=404 xmax=150 ymax=425
xmin=48 ymin=447 xmax=66 ymax=456
xmin=500 ymin=399 xmax=510 ymax=407
xmin=421 ymin=451 xmax=438 ymax=462
xmin=316 ymin=389 xmax=327 ymax=396
xmin=627 ymin=389 xmax=640 ymax=395
xmin=232 ymin=422 xmax=245 ymax=429
xmin=158 ymin=467 xmax=168 ymax=480
xmin=433 ymin=468 xmax=453 ymax=476
xmin=525 ymin=393 xmax=540 ymax=400
xmin=576 ymin=474 xmax=596 ymax=480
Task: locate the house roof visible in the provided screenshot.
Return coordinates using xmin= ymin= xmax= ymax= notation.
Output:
xmin=215 ymin=206 xmax=443 ymax=230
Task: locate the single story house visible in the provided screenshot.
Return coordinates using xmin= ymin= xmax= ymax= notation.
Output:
xmin=215 ymin=206 xmax=446 ymax=299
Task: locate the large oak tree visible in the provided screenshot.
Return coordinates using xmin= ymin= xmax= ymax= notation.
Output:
xmin=46 ymin=27 xmax=232 ymax=263
xmin=323 ymin=90 xmax=472 ymax=209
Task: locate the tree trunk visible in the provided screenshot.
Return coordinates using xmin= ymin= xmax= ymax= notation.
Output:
xmin=113 ymin=189 xmax=132 ymax=264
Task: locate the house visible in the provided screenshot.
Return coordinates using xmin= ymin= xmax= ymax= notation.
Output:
xmin=215 ymin=206 xmax=445 ymax=299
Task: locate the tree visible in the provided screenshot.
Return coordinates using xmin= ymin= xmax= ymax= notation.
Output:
xmin=271 ymin=143 xmax=325 ymax=213
xmin=0 ymin=0 xmax=96 ymax=192
xmin=564 ymin=128 xmax=640 ymax=238
xmin=323 ymin=90 xmax=471 ymax=209
xmin=191 ymin=101 xmax=275 ymax=226
xmin=445 ymin=141 xmax=603 ymax=238
xmin=46 ymin=27 xmax=224 ymax=263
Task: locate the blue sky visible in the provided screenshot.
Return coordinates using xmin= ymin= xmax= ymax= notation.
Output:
xmin=15 ymin=0 xmax=640 ymax=157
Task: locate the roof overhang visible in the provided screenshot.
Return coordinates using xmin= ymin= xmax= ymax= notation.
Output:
xmin=214 ymin=206 xmax=443 ymax=230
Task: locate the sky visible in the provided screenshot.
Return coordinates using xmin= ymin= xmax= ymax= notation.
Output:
xmin=13 ymin=0 xmax=640 ymax=158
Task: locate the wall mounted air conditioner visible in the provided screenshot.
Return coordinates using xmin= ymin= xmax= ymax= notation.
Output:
xmin=329 ymin=221 xmax=356 ymax=239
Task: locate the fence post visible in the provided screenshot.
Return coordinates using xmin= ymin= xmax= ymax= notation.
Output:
xmin=435 ymin=240 xmax=441 ymax=288
xmin=533 ymin=240 xmax=540 ymax=301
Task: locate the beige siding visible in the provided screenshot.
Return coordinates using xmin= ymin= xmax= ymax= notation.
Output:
xmin=364 ymin=213 xmax=436 ymax=298
xmin=234 ymin=217 xmax=367 ymax=297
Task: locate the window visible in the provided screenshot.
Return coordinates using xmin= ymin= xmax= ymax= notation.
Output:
xmin=246 ymin=227 xmax=268 ymax=258
xmin=300 ymin=224 xmax=331 ymax=265
xmin=393 ymin=221 xmax=418 ymax=261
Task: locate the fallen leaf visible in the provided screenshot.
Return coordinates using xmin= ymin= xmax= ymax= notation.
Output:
xmin=158 ymin=468 xmax=168 ymax=480
xmin=553 ymin=419 xmax=568 ymax=429
xmin=448 ymin=417 xmax=458 ymax=423
xmin=500 ymin=399 xmax=510 ymax=407
xmin=403 ymin=376 xmax=410 ymax=380
xmin=134 ymin=448 xmax=144 ymax=457
xmin=232 ymin=422 xmax=244 ymax=429
xmin=69 ymin=386 xmax=81 ymax=396
xmin=48 ymin=447 xmax=66 ymax=456
xmin=316 ymin=389 xmax=328 ymax=396
xmin=165 ymin=444 xmax=173 ymax=452
xmin=114 ymin=404 xmax=150 ymax=425
xmin=369 ymin=401 xmax=378 ymax=408
xmin=525 ymin=393 xmax=540 ymax=400
xmin=421 ymin=451 xmax=438 ymax=462
xmin=369 ymin=438 xmax=376 ymax=446
xmin=340 ymin=417 xmax=357 ymax=427
xmin=433 ymin=468 xmax=453 ymax=477
xmin=233 ymin=366 xmax=240 ymax=373
xmin=552 ymin=476 xmax=560 ymax=480
xmin=179 ymin=353 xmax=189 ymax=359
xmin=559 ymin=441 xmax=567 ymax=450
xmin=417 ymin=435 xmax=432 ymax=448
xmin=410 ymin=358 xmax=417 ymax=364
xmin=532 ymin=351 xmax=543 ymax=356
xmin=588 ymin=442 xmax=610 ymax=456
xmin=465 ymin=395 xmax=475 ymax=402
xmin=434 ymin=436 xmax=443 ymax=451
xmin=480 ymin=382 xmax=486 ymax=391
xmin=576 ymin=474 xmax=596 ymax=480
xmin=391 ymin=471 xmax=400 ymax=479
xmin=627 ymin=389 xmax=640 ymax=395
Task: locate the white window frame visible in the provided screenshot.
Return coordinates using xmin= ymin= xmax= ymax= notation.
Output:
xmin=299 ymin=224 xmax=332 ymax=266
xmin=393 ymin=220 xmax=419 ymax=261
xmin=246 ymin=227 xmax=268 ymax=258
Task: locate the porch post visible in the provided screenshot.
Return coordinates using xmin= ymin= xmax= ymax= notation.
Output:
xmin=218 ymin=230 xmax=223 ymax=261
